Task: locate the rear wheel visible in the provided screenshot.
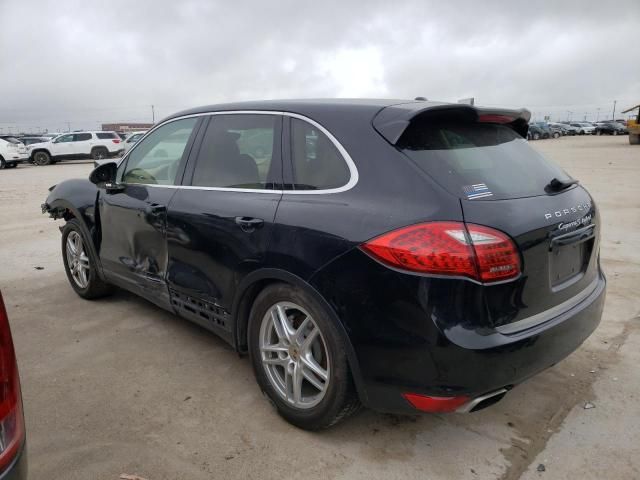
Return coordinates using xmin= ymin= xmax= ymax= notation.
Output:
xmin=248 ymin=284 xmax=360 ymax=430
xmin=0 ymin=158 xmax=5 ymax=169
xmin=533 ymin=132 xmax=540 ymax=140
xmin=553 ymin=132 xmax=560 ymax=139
xmin=33 ymin=151 xmax=52 ymax=165
xmin=91 ymin=147 xmax=109 ymax=160
xmin=61 ymin=219 xmax=113 ymax=299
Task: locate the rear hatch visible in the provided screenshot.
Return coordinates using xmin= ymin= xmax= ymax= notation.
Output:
xmin=379 ymin=104 xmax=602 ymax=332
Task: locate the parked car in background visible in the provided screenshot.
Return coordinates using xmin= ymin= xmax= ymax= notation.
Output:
xmin=570 ymin=123 xmax=595 ymax=135
xmin=122 ymin=131 xmax=147 ymax=154
xmin=0 ymin=136 xmax=28 ymax=169
xmin=527 ymin=124 xmax=546 ymax=140
xmin=17 ymin=136 xmax=50 ymax=146
xmin=28 ymin=131 xmax=123 ymax=165
xmin=0 ymin=291 xmax=27 ymax=479
xmin=550 ymin=122 xmax=578 ymax=136
xmin=532 ymin=122 xmax=556 ymax=138
xmin=43 ymin=99 xmax=605 ymax=430
xmin=595 ymin=122 xmax=627 ymax=135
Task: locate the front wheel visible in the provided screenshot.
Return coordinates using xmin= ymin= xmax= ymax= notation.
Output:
xmin=553 ymin=132 xmax=560 ymax=138
xmin=61 ymin=220 xmax=113 ymax=299
xmin=248 ymin=284 xmax=360 ymax=430
xmin=33 ymin=151 xmax=52 ymax=165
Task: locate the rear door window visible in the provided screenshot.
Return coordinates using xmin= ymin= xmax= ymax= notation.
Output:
xmin=74 ymin=133 xmax=92 ymax=141
xmin=190 ymin=114 xmax=280 ymax=189
xmin=397 ymin=119 xmax=571 ymax=200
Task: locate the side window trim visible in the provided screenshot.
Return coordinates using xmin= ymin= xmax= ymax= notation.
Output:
xmin=115 ymin=110 xmax=358 ymax=195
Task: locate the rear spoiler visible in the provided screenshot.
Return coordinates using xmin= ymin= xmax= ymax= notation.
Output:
xmin=372 ymin=102 xmax=532 ymax=144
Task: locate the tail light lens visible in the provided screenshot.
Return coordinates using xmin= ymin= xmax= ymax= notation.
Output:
xmin=0 ymin=292 xmax=25 ymax=472
xmin=112 ymin=139 xmax=121 ymax=144
xmin=361 ymin=221 xmax=520 ymax=283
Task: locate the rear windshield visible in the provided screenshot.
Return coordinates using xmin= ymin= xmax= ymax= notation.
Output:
xmin=96 ymin=132 xmax=117 ymax=139
xmin=1 ymin=136 xmax=21 ymax=144
xmin=397 ymin=120 xmax=571 ymax=201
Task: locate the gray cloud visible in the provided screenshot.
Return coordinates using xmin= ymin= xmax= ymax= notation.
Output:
xmin=1 ymin=0 xmax=638 ymax=132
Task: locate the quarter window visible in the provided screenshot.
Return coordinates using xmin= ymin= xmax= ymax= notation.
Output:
xmin=121 ymin=117 xmax=198 ymax=185
xmin=290 ymin=118 xmax=350 ymax=190
xmin=191 ymin=114 xmax=278 ymax=189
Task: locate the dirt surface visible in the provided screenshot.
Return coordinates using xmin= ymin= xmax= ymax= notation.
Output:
xmin=0 ymin=136 xmax=638 ymax=480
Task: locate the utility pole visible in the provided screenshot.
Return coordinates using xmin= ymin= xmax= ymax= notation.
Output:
xmin=66 ymin=121 xmax=71 ymax=132
xmin=151 ymin=105 xmax=155 ymax=123
xmin=612 ymin=100 xmax=617 ymax=120
xmin=567 ymin=111 xmax=573 ymax=121
xmin=596 ymin=108 xmax=601 ymax=122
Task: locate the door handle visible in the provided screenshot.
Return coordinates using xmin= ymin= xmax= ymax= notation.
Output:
xmin=235 ymin=216 xmax=264 ymax=232
xmin=145 ymin=203 xmax=167 ymax=215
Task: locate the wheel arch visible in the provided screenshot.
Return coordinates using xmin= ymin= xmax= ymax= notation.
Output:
xmin=231 ymin=268 xmax=369 ymax=405
xmin=44 ymin=180 xmax=105 ymax=279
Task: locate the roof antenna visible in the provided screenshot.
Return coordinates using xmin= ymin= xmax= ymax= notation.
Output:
xmin=414 ymin=96 xmax=427 ymax=101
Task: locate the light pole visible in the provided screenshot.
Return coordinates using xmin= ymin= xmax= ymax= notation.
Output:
xmin=151 ymin=105 xmax=155 ymax=123
xmin=612 ymin=100 xmax=617 ymax=120
xmin=567 ymin=111 xmax=573 ymax=122
xmin=596 ymin=108 xmax=600 ymax=122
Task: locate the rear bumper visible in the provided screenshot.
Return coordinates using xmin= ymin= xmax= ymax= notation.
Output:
xmin=311 ymin=250 xmax=606 ymax=415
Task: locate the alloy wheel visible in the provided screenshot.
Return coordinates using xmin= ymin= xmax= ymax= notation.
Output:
xmin=259 ymin=301 xmax=330 ymax=409
xmin=66 ymin=231 xmax=90 ymax=289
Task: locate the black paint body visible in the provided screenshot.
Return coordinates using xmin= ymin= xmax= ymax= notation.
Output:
xmin=44 ymin=99 xmax=606 ymax=413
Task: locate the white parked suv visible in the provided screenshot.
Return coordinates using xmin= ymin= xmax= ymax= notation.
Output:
xmin=0 ymin=136 xmax=29 ymax=169
xmin=28 ymin=131 xmax=123 ymax=166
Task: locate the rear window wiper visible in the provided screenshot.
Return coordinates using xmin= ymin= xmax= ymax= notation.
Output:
xmin=546 ymin=177 xmax=579 ymax=193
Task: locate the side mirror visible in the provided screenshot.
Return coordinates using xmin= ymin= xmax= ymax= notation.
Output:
xmin=89 ymin=161 xmax=123 ymax=192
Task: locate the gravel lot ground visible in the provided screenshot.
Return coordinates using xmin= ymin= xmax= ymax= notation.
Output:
xmin=0 ymin=135 xmax=638 ymax=480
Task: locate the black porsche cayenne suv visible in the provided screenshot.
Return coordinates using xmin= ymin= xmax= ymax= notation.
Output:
xmin=43 ymin=99 xmax=606 ymax=429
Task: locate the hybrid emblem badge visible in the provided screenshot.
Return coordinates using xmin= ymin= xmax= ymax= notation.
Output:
xmin=544 ymin=202 xmax=591 ymax=220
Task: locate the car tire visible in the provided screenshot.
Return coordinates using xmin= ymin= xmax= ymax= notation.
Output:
xmin=248 ymin=283 xmax=360 ymax=430
xmin=533 ymin=133 xmax=540 ymax=140
xmin=0 ymin=158 xmax=5 ymax=169
xmin=91 ymin=147 xmax=109 ymax=160
xmin=553 ymin=132 xmax=560 ymax=139
xmin=61 ymin=219 xmax=113 ymax=300
xmin=612 ymin=130 xmax=618 ymax=136
xmin=33 ymin=151 xmax=52 ymax=166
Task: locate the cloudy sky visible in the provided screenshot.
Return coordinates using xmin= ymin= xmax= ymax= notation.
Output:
xmin=1 ymin=0 xmax=639 ymax=133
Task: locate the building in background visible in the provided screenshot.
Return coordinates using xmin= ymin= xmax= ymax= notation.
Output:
xmin=101 ymin=122 xmax=153 ymax=133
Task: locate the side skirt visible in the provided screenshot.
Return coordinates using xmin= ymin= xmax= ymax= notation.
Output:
xmin=169 ymin=289 xmax=233 ymax=344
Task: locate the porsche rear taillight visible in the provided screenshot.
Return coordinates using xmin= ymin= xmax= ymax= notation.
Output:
xmin=0 ymin=292 xmax=24 ymax=472
xmin=361 ymin=221 xmax=520 ymax=283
